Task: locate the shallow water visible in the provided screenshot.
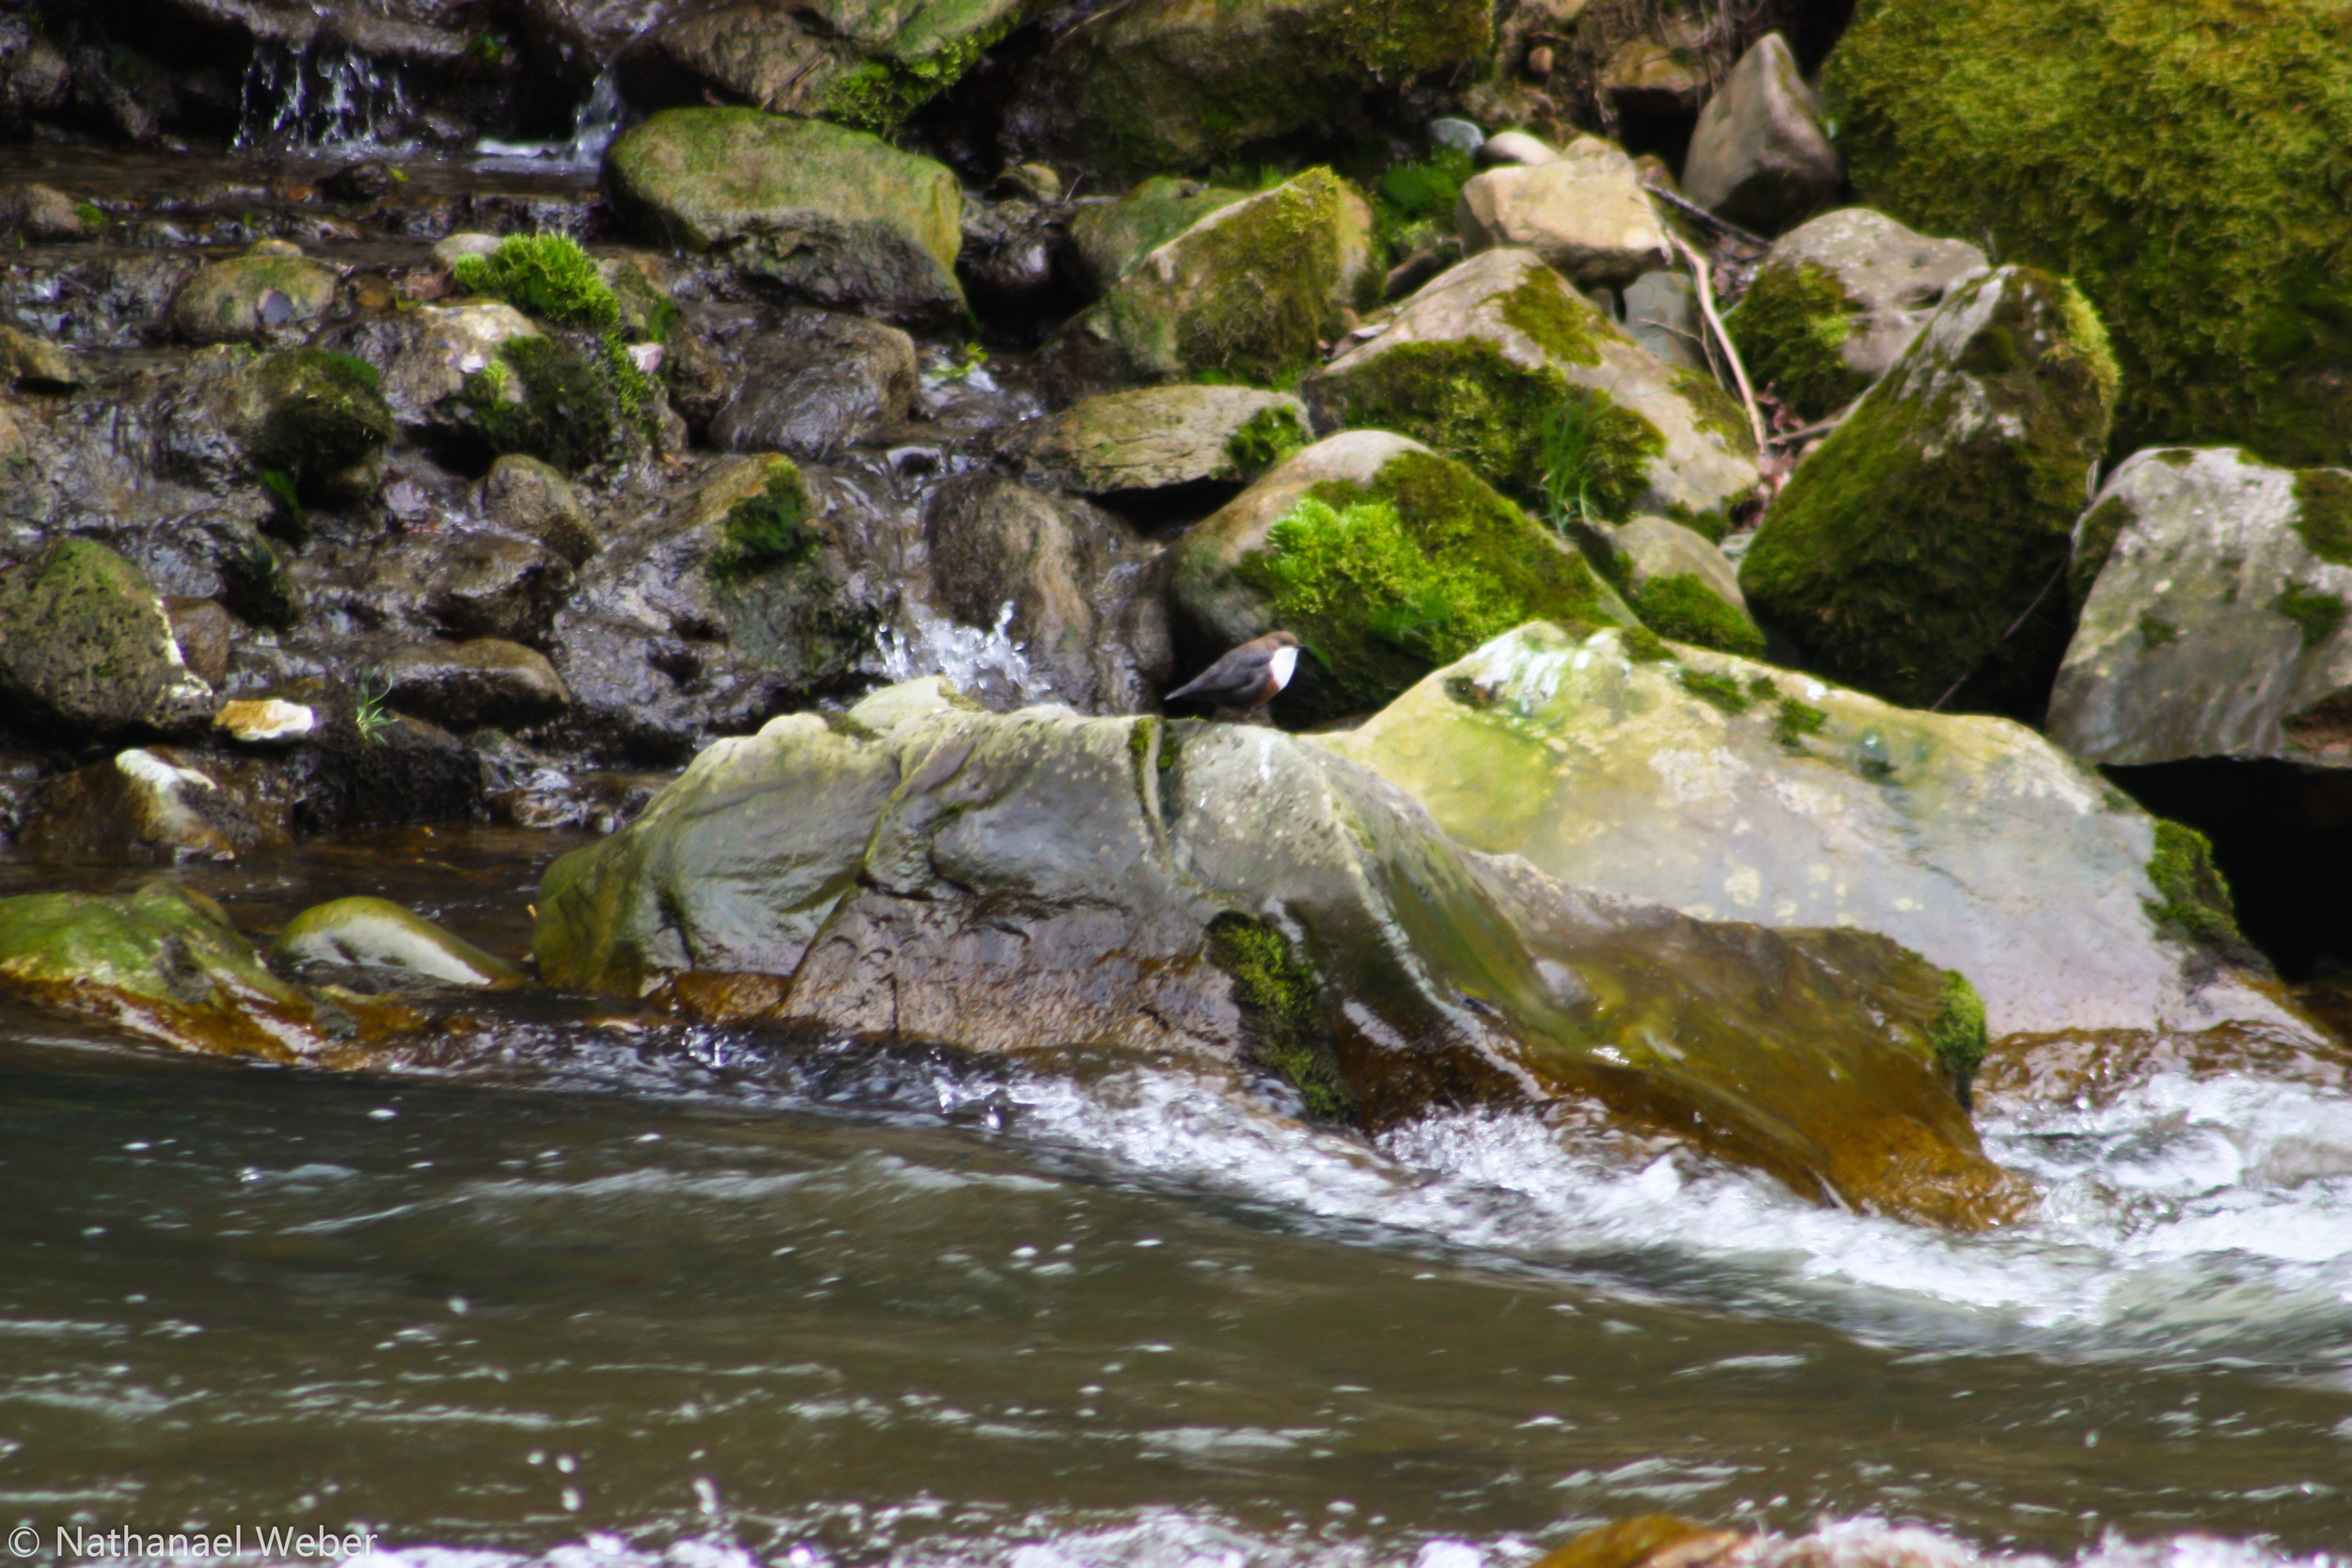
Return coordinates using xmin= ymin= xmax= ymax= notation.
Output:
xmin=3 ymin=835 xmax=2352 ymax=1567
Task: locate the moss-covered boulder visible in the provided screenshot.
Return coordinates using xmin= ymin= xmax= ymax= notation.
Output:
xmin=320 ymin=301 xmax=544 ymax=438
xmin=0 ymin=541 xmax=215 ymax=739
xmin=272 ymin=896 xmax=524 ymax=990
xmin=1012 ymin=385 xmax=1310 ymax=496
xmin=0 ymin=882 xmax=344 ymax=1060
xmin=535 ymin=678 xmax=2026 ymax=1225
xmin=1044 ymin=169 xmax=1374 ymax=399
xmin=1168 ymin=430 xmax=1637 ymax=721
xmin=1068 ymin=176 xmax=1249 ymax=297
xmin=2049 ymin=448 xmax=2352 ymax=767
xmin=1826 ymin=0 xmax=2352 ymax=465
xmin=1724 ymin=207 xmax=1988 ymax=421
xmin=1739 ymin=265 xmax=2118 ymax=713
xmin=603 ymin=107 xmax=964 ymax=326
xmin=1318 ymin=623 xmax=2304 ymax=1046
xmin=167 ymin=246 xmax=340 ymax=346
xmin=1601 ymin=515 xmax=1763 ymax=657
xmin=1302 ymin=247 xmax=1758 ymax=533
xmin=1679 ymin=32 xmax=1840 ymax=234
xmin=1002 ymin=0 xmax=1490 ymax=179
xmin=1454 ymin=138 xmax=1672 ymax=290
xmin=240 ymin=347 xmax=397 ymax=502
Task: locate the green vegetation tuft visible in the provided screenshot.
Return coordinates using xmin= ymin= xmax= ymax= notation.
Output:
xmin=1224 ymin=404 xmax=1310 ymax=475
xmin=2292 ymin=467 xmax=2352 ymax=565
xmin=1369 ymin=145 xmax=1472 ymax=264
xmin=1205 ymin=912 xmax=1351 ymax=1122
xmin=1537 ymin=385 xmax=1663 ymax=531
xmin=1675 ymin=667 xmax=1755 ymax=715
xmin=1619 ymin=626 xmax=1671 ymax=663
xmin=2142 ymin=817 xmax=2251 ymax=958
xmin=707 ymin=463 xmax=821 ymax=583
xmin=463 ymin=336 xmax=617 ymax=475
xmin=1927 ymin=969 xmax=1988 ymax=1110
xmin=1635 ymin=573 xmax=1767 ymax=657
xmin=453 ymin=232 xmax=665 ymax=440
xmin=246 ymin=346 xmax=394 ymax=501
xmin=1772 ymin=696 xmax=1828 ymax=749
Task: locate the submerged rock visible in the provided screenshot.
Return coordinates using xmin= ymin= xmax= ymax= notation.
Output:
xmin=0 ymin=540 xmax=215 ymax=739
xmin=1320 ymin=623 xmax=2298 ymax=1045
xmin=2050 ymin=448 xmax=2352 ymax=767
xmin=535 ymin=679 xmax=2024 ymax=1225
xmin=16 ymin=747 xmax=288 ymax=862
xmin=1679 ymin=32 xmax=1839 ymax=234
xmin=272 ymin=896 xmax=524 ymax=990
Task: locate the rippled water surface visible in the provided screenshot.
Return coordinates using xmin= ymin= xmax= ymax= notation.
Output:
xmin=2 ymin=832 xmax=2350 ymax=1567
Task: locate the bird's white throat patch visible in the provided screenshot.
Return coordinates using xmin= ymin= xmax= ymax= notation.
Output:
xmin=1267 ymin=645 xmax=1298 ymax=691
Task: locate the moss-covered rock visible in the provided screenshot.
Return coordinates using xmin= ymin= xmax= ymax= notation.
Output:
xmin=0 ymin=540 xmax=215 ymax=739
xmin=603 ymin=107 xmax=964 ymax=326
xmin=1724 ymin=207 xmax=1989 ymax=421
xmin=1168 ymin=429 xmax=1637 ymax=721
xmin=1302 ymin=247 xmax=1758 ymax=532
xmin=1318 ymin=623 xmax=2307 ymax=1044
xmin=167 ymin=247 xmax=339 ymax=345
xmin=1003 ymin=0 xmax=1491 ymax=179
xmin=2049 ymin=447 xmax=2352 ymax=767
xmin=242 ymin=347 xmax=397 ymax=501
xmin=696 ymin=455 xmax=884 ymax=689
xmin=1013 ymin=384 xmax=1311 ymax=495
xmin=272 ymin=896 xmax=524 ymax=990
xmin=1604 ymin=515 xmax=1764 ymax=657
xmin=1826 ymin=0 xmax=2352 ymax=465
xmin=1067 ymin=176 xmax=1249 ymax=297
xmin=1045 ymin=168 xmax=1374 ymax=398
xmin=460 ymin=334 xmax=622 ymax=475
xmin=535 ymin=680 xmax=2026 ymax=1225
xmin=1739 ymin=265 xmax=2118 ymax=713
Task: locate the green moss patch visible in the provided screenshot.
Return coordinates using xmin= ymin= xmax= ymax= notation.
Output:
xmin=2270 ymin=582 xmax=2346 ymax=650
xmin=2293 ymin=467 xmax=2352 ymax=565
xmin=1635 ymin=573 xmax=1766 ymax=657
xmin=1927 ymin=969 xmax=1988 ymax=1110
xmin=455 ymin=232 xmax=665 ymax=438
xmin=1224 ymin=404 xmax=1310 ymax=475
xmin=2138 ymin=613 xmax=2180 ymax=650
xmin=2143 ymin=817 xmax=2253 ymax=961
xmin=1772 ymin=696 xmax=1828 ymax=750
xmin=1675 ymin=667 xmax=1755 ymax=715
xmin=1724 ymin=260 xmax=1865 ymax=420
xmin=245 ymin=347 xmax=394 ymax=500
xmin=2069 ymin=492 xmax=2137 ymax=607
xmin=464 ymin=336 xmax=618 ymax=475
xmin=708 ymin=463 xmax=820 ymax=583
xmin=1205 ymin=911 xmax=1351 ymax=1121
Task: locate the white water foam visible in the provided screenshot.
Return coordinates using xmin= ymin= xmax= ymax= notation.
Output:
xmin=869 ymin=601 xmax=1061 ymax=709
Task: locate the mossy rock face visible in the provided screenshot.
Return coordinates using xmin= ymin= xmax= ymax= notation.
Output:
xmin=1319 ymin=623 xmax=2308 ymax=1045
xmin=1302 ymin=247 xmax=1757 ymax=531
xmin=2050 ymin=448 xmax=2352 ymax=768
xmin=1004 ymin=0 xmax=1491 ymax=179
xmin=1046 ymin=168 xmax=1374 ymax=398
xmin=1724 ymin=207 xmax=1989 ymax=421
xmin=1605 ymin=516 xmax=1764 ymax=657
xmin=695 ymin=455 xmax=884 ymax=690
xmin=0 ymin=541 xmax=215 ymax=739
xmin=241 ymin=347 xmax=396 ymax=500
xmin=459 ymin=335 xmax=622 ymax=475
xmin=1067 ymin=176 xmax=1249 ymax=297
xmin=1739 ymin=265 xmax=2119 ymax=714
xmin=1013 ymin=384 xmax=1310 ymax=495
xmin=272 ymin=896 xmax=524 ymax=990
xmin=536 ymin=681 xmax=2026 ymax=1226
xmin=602 ymin=107 xmax=965 ymax=326
xmin=167 ymin=251 xmax=339 ymax=346
xmin=0 ymin=882 xmax=343 ymax=1060
xmin=1168 ymin=429 xmax=1637 ymax=722
xmin=1826 ymin=0 xmax=2352 ymax=466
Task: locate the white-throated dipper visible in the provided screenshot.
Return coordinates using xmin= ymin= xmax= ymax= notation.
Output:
xmin=1165 ymin=630 xmax=1300 ymax=720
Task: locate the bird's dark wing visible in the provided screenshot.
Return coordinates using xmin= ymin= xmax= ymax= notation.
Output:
xmin=1167 ymin=654 xmax=1265 ymax=705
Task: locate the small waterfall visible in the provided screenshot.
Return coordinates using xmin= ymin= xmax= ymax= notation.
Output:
xmin=870 ymin=601 xmax=1059 ymax=709
xmin=560 ymin=70 xmax=628 ymax=166
xmin=234 ymin=43 xmax=416 ymax=152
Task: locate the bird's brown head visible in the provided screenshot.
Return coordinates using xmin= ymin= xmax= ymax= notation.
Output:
xmin=1265 ymin=630 xmax=1300 ymax=649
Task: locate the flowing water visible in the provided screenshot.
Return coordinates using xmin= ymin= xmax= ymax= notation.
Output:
xmin=3 ymin=832 xmax=2350 ymax=1568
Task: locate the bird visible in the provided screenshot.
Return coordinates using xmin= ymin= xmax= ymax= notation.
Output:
xmin=1165 ymin=630 xmax=1301 ymax=721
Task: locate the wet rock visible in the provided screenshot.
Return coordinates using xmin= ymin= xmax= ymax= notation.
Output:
xmin=1740 ymin=265 xmax=2118 ymax=713
xmin=1599 ymin=515 xmax=1762 ymax=657
xmin=0 ymin=24 xmax=71 ymax=135
xmin=1067 ymin=176 xmax=1248 ymax=297
xmin=0 ymin=541 xmax=215 ymax=740
xmin=311 ymin=300 xmax=542 ymax=440
xmin=378 ymin=638 xmax=572 ymax=733
xmin=2049 ymin=448 xmax=2352 ymax=767
xmin=1044 ymin=169 xmax=1374 ymax=402
xmin=320 ymin=160 xmax=400 ymax=205
xmin=476 ymin=454 xmax=597 ymax=565
xmin=167 ymin=246 xmax=341 ymax=346
xmin=16 ymin=746 xmax=289 ymax=863
xmin=535 ymin=680 xmax=2026 ymax=1226
xmin=0 ymin=251 xmax=204 ymax=352
xmin=1531 ymin=1516 xmax=1747 ymax=1568
xmin=1455 ymin=138 xmax=1673 ymax=290
xmin=272 ymin=895 xmax=524 ymax=990
xmin=957 ymin=195 xmax=1072 ymax=322
xmin=921 ymin=475 xmax=1172 ymax=712
xmin=418 ymin=532 xmax=576 ymax=646
xmin=1169 ymin=431 xmax=1635 ymax=723
xmin=1323 ymin=622 xmax=2306 ymax=1046
xmin=1010 ymin=385 xmax=1310 ymax=498
xmin=603 ymin=107 xmax=965 ymax=328
xmin=164 ymin=596 xmax=237 ymax=689
xmin=1680 ymin=32 xmax=1839 ymax=233
xmin=1303 ymin=247 xmax=1758 ymax=535
xmin=0 ymin=324 xmax=85 ymax=393
xmin=271 ymin=697 xmax=483 ymax=834
xmin=708 ymin=310 xmax=917 ymax=461
xmin=1724 ymin=208 xmax=1989 ymax=421
xmin=0 ymin=183 xmax=87 ymax=242
xmin=234 ymin=346 xmax=398 ymax=505
xmin=0 ymin=881 xmax=350 ymax=1061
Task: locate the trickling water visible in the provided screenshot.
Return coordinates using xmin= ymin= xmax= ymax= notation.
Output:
xmin=870 ymin=600 xmax=1058 ymax=709
xmin=234 ymin=45 xmax=418 ymax=153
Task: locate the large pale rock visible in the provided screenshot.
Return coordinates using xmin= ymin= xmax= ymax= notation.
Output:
xmin=1012 ymin=385 xmax=1310 ymax=496
xmin=1303 ymin=247 xmax=1758 ymax=535
xmin=0 ymin=541 xmax=215 ymax=739
xmin=1320 ymin=624 xmax=2303 ymax=1044
xmin=603 ymin=107 xmax=965 ymax=327
xmin=1680 ymin=32 xmax=1840 ymax=234
xmin=1740 ymin=266 xmax=2119 ymax=713
xmin=1455 ymin=139 xmax=1671 ymax=290
xmin=1724 ymin=208 xmax=1989 ymax=420
xmin=2050 ymin=448 xmax=2352 ymax=766
xmin=535 ymin=680 xmax=2024 ymax=1225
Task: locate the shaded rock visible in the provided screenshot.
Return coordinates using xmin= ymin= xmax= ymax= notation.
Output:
xmin=2049 ymin=449 xmax=2352 ymax=767
xmin=958 ymin=194 xmax=1071 ymax=321
xmin=1602 ymin=515 xmax=1761 ymax=656
xmin=708 ymin=309 xmax=917 ymax=460
xmin=1680 ymin=31 xmax=1838 ymax=233
xmin=419 ymin=532 xmax=576 ymax=645
xmin=1067 ymin=176 xmax=1248 ymax=297
xmin=1011 ymin=385 xmax=1310 ymax=497
xmin=0 ymin=324 xmax=83 ymax=391
xmin=317 ymin=301 xmax=543 ymax=441
xmin=603 ymin=106 xmax=965 ymax=327
xmin=272 ymin=700 xmax=483 ymax=834
xmin=1724 ymin=207 xmax=1988 ymax=421
xmin=1045 ymin=169 xmax=1374 ymax=401
xmin=164 ymin=596 xmax=237 ymax=689
xmin=1740 ymin=265 xmax=2119 ymax=713
xmin=0 ymin=27 xmax=70 ymax=135
xmin=921 ymin=476 xmax=1172 ymax=712
xmin=1169 ymin=430 xmax=1635 ymax=722
xmin=167 ymin=248 xmax=340 ymax=346
xmin=378 ymin=638 xmax=573 ymax=733
xmin=534 ymin=681 xmax=2025 ymax=1226
xmin=16 ymin=747 xmax=288 ymax=863
xmin=477 ymin=454 xmax=598 ymax=565
xmin=1455 ymin=139 xmax=1672 ymax=289
xmin=1322 ymin=623 xmax=2303 ymax=1045
xmin=0 ymin=882 xmax=347 ymax=1061
xmin=1303 ymin=247 xmax=1757 ymax=534
xmin=272 ymin=896 xmax=524 ymax=990
xmin=0 ymin=541 xmax=215 ymax=739
xmin=1619 ymin=269 xmax=1705 ymax=372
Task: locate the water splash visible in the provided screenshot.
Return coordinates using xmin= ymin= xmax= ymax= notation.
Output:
xmin=235 ymin=44 xmax=418 ymax=152
xmin=869 ymin=601 xmax=1059 ymax=709
xmin=473 ymin=70 xmax=631 ymax=169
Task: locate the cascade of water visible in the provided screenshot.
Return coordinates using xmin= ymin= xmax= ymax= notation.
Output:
xmin=561 ymin=70 xmax=628 ymax=166
xmin=233 ymin=43 xmax=416 ymax=152
xmin=869 ymin=601 xmax=1059 ymax=709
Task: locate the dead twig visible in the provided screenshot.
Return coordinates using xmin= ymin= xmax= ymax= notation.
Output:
xmin=1642 ymin=179 xmax=1771 ymax=249
xmin=1663 ymin=226 xmax=1768 ymax=454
